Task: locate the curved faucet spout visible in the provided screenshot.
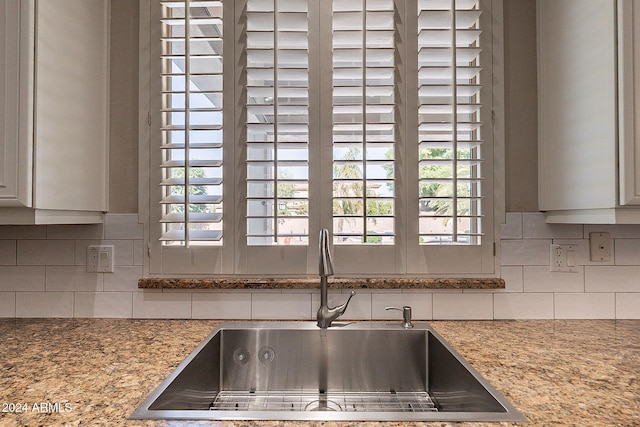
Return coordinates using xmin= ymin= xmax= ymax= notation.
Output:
xmin=319 ymin=228 xmax=334 ymax=278
xmin=317 ymin=229 xmax=355 ymax=328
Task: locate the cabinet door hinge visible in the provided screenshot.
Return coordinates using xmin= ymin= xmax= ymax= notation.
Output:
xmin=491 ymin=109 xmax=496 ymax=125
xmin=147 ymin=112 xmax=152 ymax=126
xmin=147 ymin=243 xmax=152 ymax=258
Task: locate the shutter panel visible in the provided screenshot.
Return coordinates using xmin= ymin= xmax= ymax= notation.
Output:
xmin=417 ymin=0 xmax=483 ymax=245
xmin=332 ymin=0 xmax=396 ymax=245
xmin=246 ymin=0 xmax=310 ymax=246
xmin=159 ymin=0 xmax=224 ymax=245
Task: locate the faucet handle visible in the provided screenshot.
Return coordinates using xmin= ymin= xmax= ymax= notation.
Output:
xmin=385 ymin=306 xmax=414 ymax=329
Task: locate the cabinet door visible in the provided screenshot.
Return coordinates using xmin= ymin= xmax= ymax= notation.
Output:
xmin=0 ymin=0 xmax=31 ymax=207
xmin=33 ymin=0 xmax=109 ymax=212
xmin=538 ymin=0 xmax=618 ymax=211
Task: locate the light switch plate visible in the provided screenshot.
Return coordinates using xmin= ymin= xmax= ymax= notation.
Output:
xmin=87 ymin=245 xmax=114 ymax=273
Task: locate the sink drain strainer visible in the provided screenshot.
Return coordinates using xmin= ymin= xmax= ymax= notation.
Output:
xmin=304 ymin=399 xmax=342 ymax=412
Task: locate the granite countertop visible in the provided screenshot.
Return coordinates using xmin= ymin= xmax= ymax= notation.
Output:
xmin=138 ymin=277 xmax=505 ymax=290
xmin=1 ymin=319 xmax=639 ymax=427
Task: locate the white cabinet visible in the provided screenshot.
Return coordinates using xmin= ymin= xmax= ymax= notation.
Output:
xmin=0 ymin=0 xmax=109 ymax=224
xmin=538 ymin=0 xmax=640 ymax=223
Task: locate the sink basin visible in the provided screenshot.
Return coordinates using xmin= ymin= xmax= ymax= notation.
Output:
xmin=131 ymin=322 xmax=526 ymax=422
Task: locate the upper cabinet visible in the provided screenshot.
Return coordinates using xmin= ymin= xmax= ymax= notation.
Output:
xmin=538 ymin=0 xmax=640 ymax=223
xmin=0 ymin=0 xmax=109 ymax=224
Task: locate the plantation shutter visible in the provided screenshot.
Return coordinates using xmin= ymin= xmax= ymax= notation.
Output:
xmin=331 ymin=0 xmax=397 ymax=246
xmin=245 ymin=0 xmax=310 ymax=246
xmin=417 ymin=0 xmax=484 ymax=245
xmin=144 ymin=0 xmax=500 ymax=276
xmin=159 ymin=0 xmax=225 ymax=245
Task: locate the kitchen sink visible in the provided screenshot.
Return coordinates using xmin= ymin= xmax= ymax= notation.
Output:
xmin=130 ymin=322 xmax=526 ymax=422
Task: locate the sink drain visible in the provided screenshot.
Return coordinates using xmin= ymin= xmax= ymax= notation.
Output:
xmin=304 ymin=399 xmax=343 ymax=412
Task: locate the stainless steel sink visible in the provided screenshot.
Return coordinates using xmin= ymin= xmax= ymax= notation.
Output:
xmin=131 ymin=322 xmax=526 ymax=422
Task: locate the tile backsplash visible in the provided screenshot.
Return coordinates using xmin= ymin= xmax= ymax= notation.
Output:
xmin=0 ymin=213 xmax=639 ymax=319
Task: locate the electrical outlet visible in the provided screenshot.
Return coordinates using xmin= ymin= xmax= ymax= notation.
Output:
xmin=589 ymin=232 xmax=611 ymax=262
xmin=550 ymin=244 xmax=578 ymax=273
xmin=87 ymin=245 xmax=114 ymax=273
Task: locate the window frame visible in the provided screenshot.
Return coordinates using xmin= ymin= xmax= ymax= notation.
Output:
xmin=138 ymin=0 xmax=505 ymax=278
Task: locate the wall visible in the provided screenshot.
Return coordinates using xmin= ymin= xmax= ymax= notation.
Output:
xmin=503 ymin=0 xmax=539 ymax=212
xmin=1 ymin=1 xmax=639 ymax=319
xmin=109 ymin=0 xmax=139 ymax=213
xmin=1 ymin=212 xmax=639 ymax=319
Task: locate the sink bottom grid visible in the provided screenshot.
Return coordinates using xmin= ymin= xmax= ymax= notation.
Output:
xmin=209 ymin=390 xmax=438 ymax=413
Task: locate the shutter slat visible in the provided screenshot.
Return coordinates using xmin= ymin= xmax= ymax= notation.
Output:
xmin=160 ymin=212 xmax=222 ymax=223
xmin=160 ymin=230 xmax=222 ymax=242
xmin=160 ymin=194 xmax=223 ymax=204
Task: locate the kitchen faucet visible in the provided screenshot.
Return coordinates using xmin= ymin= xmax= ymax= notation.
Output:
xmin=317 ymin=228 xmax=355 ymax=328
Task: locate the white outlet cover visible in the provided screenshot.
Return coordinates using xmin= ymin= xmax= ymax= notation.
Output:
xmin=550 ymin=244 xmax=578 ymax=273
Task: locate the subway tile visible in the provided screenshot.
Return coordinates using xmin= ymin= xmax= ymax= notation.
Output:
xmin=133 ymin=240 xmax=145 ymax=266
xmin=192 ymin=292 xmax=252 ymax=319
xmin=494 ymin=293 xmax=554 ymax=319
xmin=252 ymin=292 xmax=312 ymax=320
xmin=554 ymin=293 xmax=615 ymax=319
xmin=523 ymin=212 xmax=584 ymax=239
xmin=110 ymin=240 xmax=135 ymax=265
xmin=104 ymin=214 xmax=143 ymax=239
xmin=133 ymin=292 xmax=191 ymax=319
xmin=500 ymin=212 xmax=523 ymax=239
xmin=371 ymin=292 xmax=432 ymax=320
xmin=0 ymin=292 xmax=15 ymax=317
xmin=74 ymin=292 xmax=133 ymax=318
xmin=499 ymin=266 xmax=524 ymax=292
xmin=0 ymin=266 xmax=45 ymax=291
xmin=17 ymin=240 xmax=75 ymax=266
xmin=46 ymin=224 xmax=104 ymax=240
xmin=16 ymin=292 xmax=74 ymax=318
xmin=616 ymin=293 xmax=640 ymax=319
xmin=432 ymin=293 xmax=494 ymax=320
xmin=614 ymin=239 xmax=640 ymax=266
xmin=0 ymin=225 xmax=46 ymax=240
xmin=500 ymin=239 xmax=552 ymax=266
xmin=46 ymin=266 xmax=103 ymax=292
xmin=103 ymin=266 xmax=143 ymax=291
xmin=585 ymin=266 xmax=640 ymax=292
xmin=524 ymin=266 xmax=584 ymax=293
xmin=0 ymin=240 xmax=16 ymax=265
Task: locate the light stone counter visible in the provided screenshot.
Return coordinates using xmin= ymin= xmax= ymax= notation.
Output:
xmin=0 ymin=319 xmax=638 ymax=426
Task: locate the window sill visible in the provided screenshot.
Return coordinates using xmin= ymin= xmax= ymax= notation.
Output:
xmin=138 ymin=277 xmax=505 ymax=290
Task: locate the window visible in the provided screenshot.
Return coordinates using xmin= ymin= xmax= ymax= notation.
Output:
xmin=140 ymin=0 xmax=503 ymax=276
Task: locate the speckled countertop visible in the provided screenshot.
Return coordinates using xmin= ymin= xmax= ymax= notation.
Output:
xmin=138 ymin=277 xmax=505 ymax=290
xmin=1 ymin=319 xmax=639 ymax=427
